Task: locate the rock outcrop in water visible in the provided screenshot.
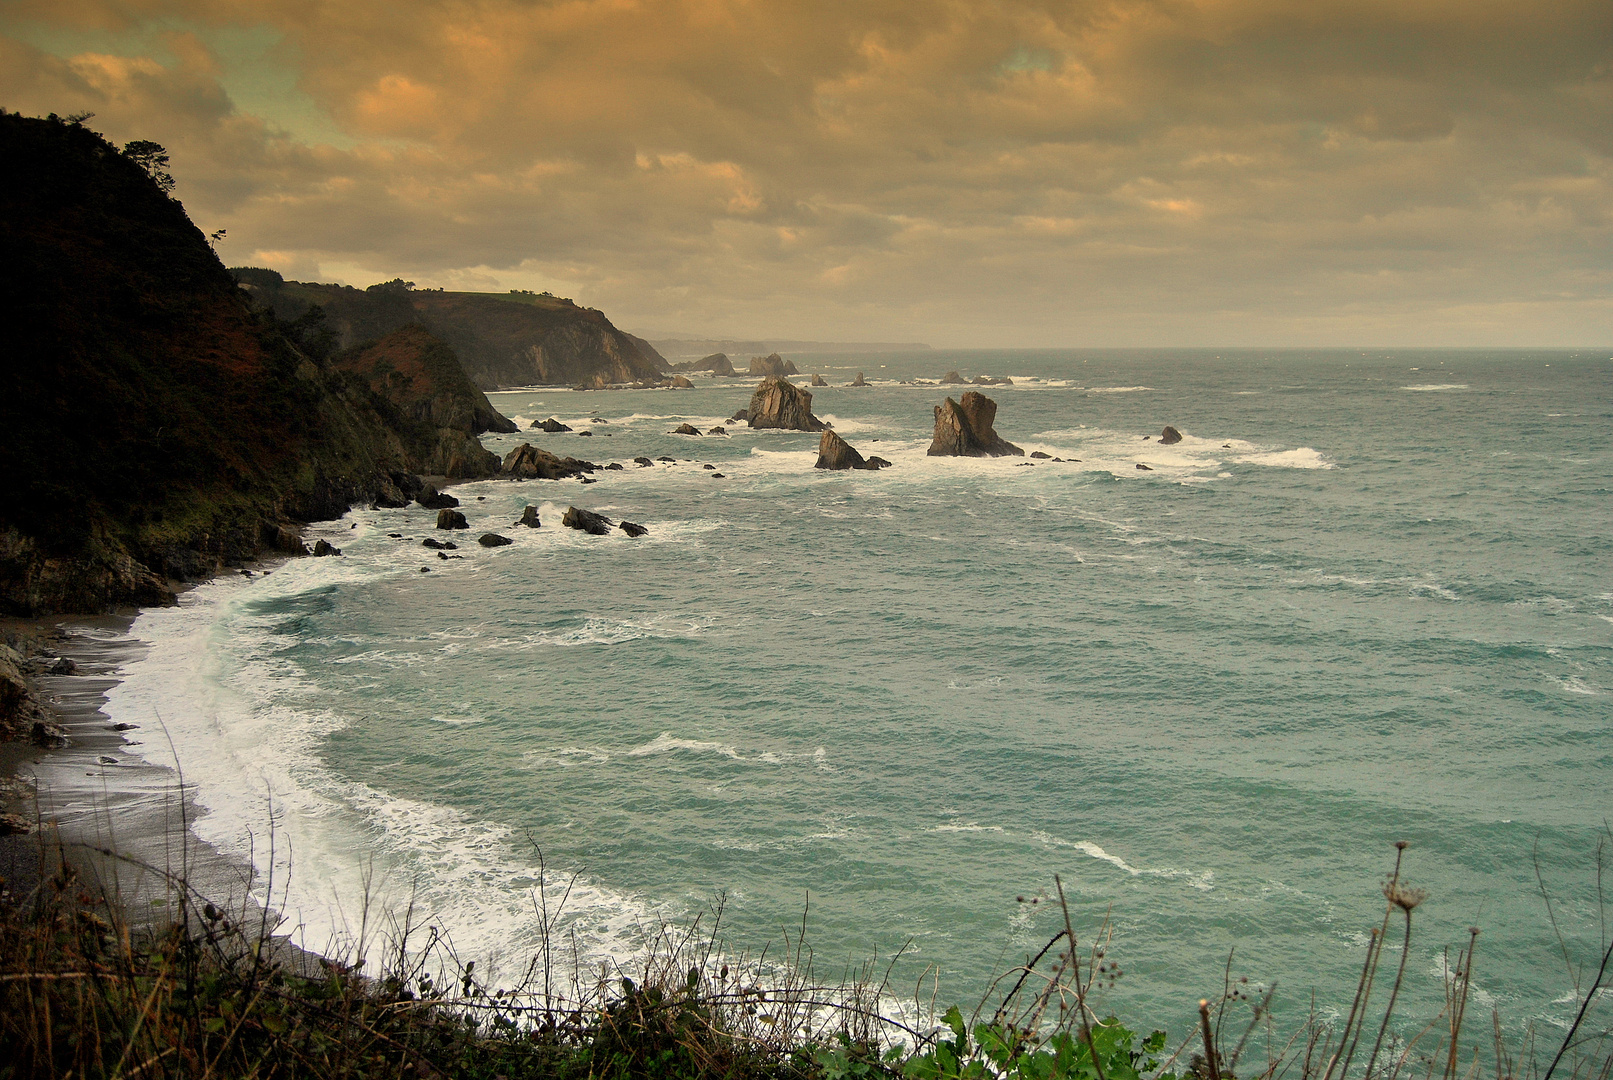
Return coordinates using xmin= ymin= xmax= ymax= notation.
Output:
xmin=927 ymin=393 xmax=1024 ymax=457
xmin=437 ymin=509 xmax=469 ymax=529
xmin=940 ymin=370 xmax=966 ymax=384
xmin=516 ymin=506 xmax=541 ymax=528
xmin=850 ymin=372 xmax=869 ymax=387
xmin=670 ymin=352 xmax=735 ymax=376
xmin=562 ymin=506 xmax=612 ymax=535
xmin=1158 ymin=426 xmax=1183 ymax=445
xmin=749 ymin=353 xmax=799 ymax=376
xmin=810 ymin=374 xmax=828 ymax=386
xmin=814 ymin=430 xmax=892 ymax=471
xmin=747 ymin=377 xmax=825 ymax=431
xmin=416 ymin=485 xmax=458 ymax=509
xmin=501 ymin=443 xmax=598 ymax=480
xmin=534 ymin=417 xmax=571 ymax=432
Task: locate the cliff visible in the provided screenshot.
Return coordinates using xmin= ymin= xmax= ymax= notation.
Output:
xmin=0 ymin=113 xmax=495 ymax=614
xmin=236 ymin=275 xmax=669 ymax=389
xmin=330 ymin=325 xmax=515 ymax=477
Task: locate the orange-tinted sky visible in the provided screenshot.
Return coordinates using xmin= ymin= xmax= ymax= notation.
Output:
xmin=3 ymin=0 xmax=1609 ymax=346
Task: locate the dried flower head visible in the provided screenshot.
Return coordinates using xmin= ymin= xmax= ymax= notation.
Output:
xmin=1384 ymin=882 xmax=1428 ymax=911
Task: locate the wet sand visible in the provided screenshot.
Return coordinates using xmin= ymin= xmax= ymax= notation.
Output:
xmin=1 ymin=609 xmax=322 ymax=973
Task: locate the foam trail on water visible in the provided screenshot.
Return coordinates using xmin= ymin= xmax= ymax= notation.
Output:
xmin=104 ymin=570 xmax=657 ymax=971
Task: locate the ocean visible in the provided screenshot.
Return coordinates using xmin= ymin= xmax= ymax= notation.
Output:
xmin=99 ymin=348 xmax=1611 ymax=1040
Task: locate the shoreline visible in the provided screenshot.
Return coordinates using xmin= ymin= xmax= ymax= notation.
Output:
xmin=0 ymin=474 xmax=483 ymax=958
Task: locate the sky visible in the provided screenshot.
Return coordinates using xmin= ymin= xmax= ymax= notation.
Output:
xmin=2 ymin=0 xmax=1609 ymax=347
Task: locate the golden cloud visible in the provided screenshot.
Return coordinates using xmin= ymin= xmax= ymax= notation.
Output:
xmin=0 ymin=0 xmax=1608 ymax=343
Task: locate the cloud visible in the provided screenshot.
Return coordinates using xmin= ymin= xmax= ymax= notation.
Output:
xmin=1 ymin=0 xmax=1609 ymax=344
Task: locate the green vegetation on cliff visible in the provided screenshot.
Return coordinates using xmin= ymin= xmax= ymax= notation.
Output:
xmin=235 ymin=272 xmax=669 ymax=389
xmin=0 ymin=112 xmax=507 ymax=615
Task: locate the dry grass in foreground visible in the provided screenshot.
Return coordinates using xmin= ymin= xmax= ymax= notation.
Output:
xmin=0 ymin=833 xmax=1608 ymax=1080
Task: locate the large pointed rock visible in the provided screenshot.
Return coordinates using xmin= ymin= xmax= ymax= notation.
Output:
xmin=927 ymin=392 xmax=1023 ymax=457
xmin=747 ymin=376 xmax=824 ymax=431
xmin=814 ymin=430 xmax=894 ymax=471
xmin=501 ymin=443 xmax=598 ymax=479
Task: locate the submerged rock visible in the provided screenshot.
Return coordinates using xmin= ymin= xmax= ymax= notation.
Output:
xmin=747 ymin=376 xmax=825 ymax=431
xmin=927 ymin=392 xmax=1023 ymax=457
xmin=1159 ymin=425 xmax=1183 ymax=445
xmin=516 ymin=505 xmax=541 ymax=528
xmin=422 ymin=537 xmax=456 ymax=549
xmin=864 ymin=456 xmax=892 ymax=469
xmin=1030 ymin=451 xmax=1052 ymax=459
xmin=619 ymin=521 xmax=648 ymax=538
xmin=634 ymin=456 xmax=653 ymax=467
xmin=729 ymin=408 xmax=749 ymax=423
xmin=707 ymin=426 xmax=727 ymax=435
xmin=437 ymin=508 xmax=469 ymax=529
xmin=1136 ymin=463 xmax=1153 ymax=471
xmin=562 ymin=506 xmax=613 ymax=535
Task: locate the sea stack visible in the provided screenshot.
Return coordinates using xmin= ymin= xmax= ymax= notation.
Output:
xmin=815 ymin=430 xmax=892 ymax=471
xmin=746 ymin=376 xmax=825 ymax=431
xmin=749 ymin=352 xmax=799 ymax=376
xmin=927 ymin=392 xmax=1024 ymax=457
xmin=1159 ymin=426 xmax=1183 ymax=445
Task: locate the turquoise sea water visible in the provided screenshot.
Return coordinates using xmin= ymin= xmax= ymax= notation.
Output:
xmin=105 ymin=349 xmax=1612 ymax=1040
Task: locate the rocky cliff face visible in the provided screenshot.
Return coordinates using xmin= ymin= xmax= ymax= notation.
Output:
xmin=927 ymin=393 xmax=1024 ymax=457
xmin=0 ymin=114 xmax=483 ymax=614
xmin=331 ymin=325 xmax=514 ymax=477
xmin=237 ymin=274 xmax=668 ymax=389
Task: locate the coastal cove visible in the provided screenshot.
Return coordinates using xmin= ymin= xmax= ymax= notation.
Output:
xmin=62 ymin=346 xmax=1613 ymax=1041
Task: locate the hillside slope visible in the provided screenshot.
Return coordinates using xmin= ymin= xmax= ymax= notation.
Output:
xmin=237 ymin=275 xmax=668 ymax=389
xmin=0 ymin=112 xmax=504 ymax=614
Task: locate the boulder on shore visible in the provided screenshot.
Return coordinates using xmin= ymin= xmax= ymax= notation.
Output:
xmin=501 ymin=443 xmax=597 ymax=480
xmin=1158 ymin=425 xmax=1183 ymax=445
xmin=437 ymin=508 xmax=469 ymax=529
xmin=562 ymin=506 xmax=613 ymax=535
xmin=673 ymin=423 xmax=702 ymax=435
xmin=533 ymin=417 xmax=572 ymax=432
xmin=810 ymin=374 xmax=828 ymax=386
xmin=749 ymin=352 xmax=799 ymax=376
xmin=927 ymin=392 xmax=1024 ymax=457
xmin=516 ymin=505 xmax=541 ymax=528
xmin=619 ymin=521 xmax=648 ymax=538
xmin=416 ymin=485 xmax=459 ymax=510
xmin=747 ymin=376 xmax=825 ymax=431
xmin=849 ymin=372 xmax=869 ymax=386
xmin=478 ymin=532 xmax=514 ymax=547
xmin=940 ymin=370 xmax=966 ymax=384
xmin=814 ymin=430 xmax=888 ymax=471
